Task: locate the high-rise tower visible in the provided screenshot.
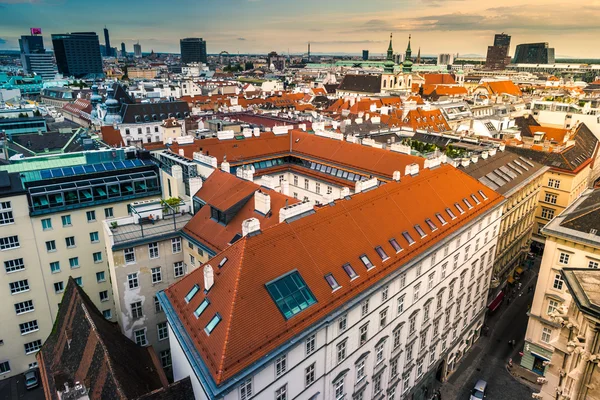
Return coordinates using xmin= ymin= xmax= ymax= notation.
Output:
xmin=103 ymin=27 xmax=112 ymax=57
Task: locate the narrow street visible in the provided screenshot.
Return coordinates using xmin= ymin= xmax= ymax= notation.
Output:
xmin=441 ymin=257 xmax=542 ymax=399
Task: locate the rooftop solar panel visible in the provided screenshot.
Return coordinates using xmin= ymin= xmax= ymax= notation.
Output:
xmin=50 ymin=169 xmax=64 ymax=178
xmin=40 ymin=170 xmax=52 ymax=179
xmin=73 ymin=166 xmax=85 ymax=174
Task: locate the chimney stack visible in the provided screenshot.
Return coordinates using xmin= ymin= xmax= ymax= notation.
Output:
xmin=203 ymin=264 xmax=214 ymax=292
xmin=254 ymin=190 xmax=271 ymax=215
xmin=242 ymin=218 xmax=261 ymax=236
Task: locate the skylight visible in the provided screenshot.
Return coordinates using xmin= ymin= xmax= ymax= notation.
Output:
xmin=325 ymin=274 xmax=341 ymax=291
xmin=478 ymin=190 xmax=488 ymax=200
xmin=435 ymin=213 xmax=447 ymax=225
xmin=194 ymin=298 xmax=210 ymax=318
xmin=463 ymin=198 xmax=473 ymax=209
xmin=389 ymin=238 xmax=403 ymax=253
xmin=360 ymin=254 xmax=374 ymax=270
xmin=218 ymin=257 xmax=228 ymax=268
xmin=343 ymin=263 xmax=358 ymax=280
xmin=470 ymin=194 xmax=481 ymax=205
xmin=425 ymin=218 xmax=438 ymax=231
xmin=266 ymin=271 xmax=317 ymax=320
xmin=185 ymin=285 xmax=199 ymax=303
xmin=402 ymin=231 xmax=416 ymax=246
xmin=375 ymin=246 xmax=389 ymax=261
xmin=204 ymin=313 xmax=222 ymax=335
xmin=454 ymin=203 xmax=465 ymax=214
xmin=414 ymin=224 xmax=427 ymax=238
xmin=445 ymin=208 xmax=457 ymax=220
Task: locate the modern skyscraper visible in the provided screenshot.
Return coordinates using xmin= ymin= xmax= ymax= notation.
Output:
xmin=121 ymin=42 xmax=126 ymax=57
xmin=485 ymin=33 xmax=512 ymax=70
xmin=133 ymin=42 xmax=142 ymax=58
xmin=180 ymin=38 xmax=207 ymax=64
xmin=103 ymin=27 xmax=113 ymax=57
xmin=51 ymin=32 xmax=103 ymax=78
xmin=513 ymin=42 xmax=555 ymax=64
xmin=437 ymin=53 xmax=454 ymax=66
xmin=362 ymin=50 xmax=369 ymax=61
xmin=19 ymin=31 xmax=57 ymax=80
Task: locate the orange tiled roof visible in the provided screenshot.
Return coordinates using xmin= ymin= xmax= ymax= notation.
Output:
xmin=423 ymin=73 xmax=457 ymax=85
xmin=402 ymin=108 xmax=450 ymax=133
xmin=100 ymin=125 xmax=125 ymax=147
xmin=484 ymin=81 xmax=523 ymax=97
xmin=165 ymin=164 xmax=503 ymax=384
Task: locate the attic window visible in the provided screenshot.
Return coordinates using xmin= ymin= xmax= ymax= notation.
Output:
xmin=425 ymin=218 xmax=438 ymax=231
xmin=389 ymin=238 xmax=403 ymax=253
xmin=204 ymin=313 xmax=222 ymax=335
xmin=144 ymin=115 xmax=150 ymax=122
xmin=454 ymin=203 xmax=465 ymax=214
xmin=360 ymin=255 xmax=374 ymax=270
xmin=266 ymin=271 xmax=317 ymax=320
xmin=402 ymin=231 xmax=416 ymax=246
xmin=478 ymin=190 xmax=488 ymax=200
xmin=218 ymin=257 xmax=228 ymax=268
xmin=194 ymin=298 xmax=210 ymax=318
xmin=463 ymin=198 xmax=473 ymax=209
xmin=375 ymin=246 xmax=389 ymax=261
xmin=185 ymin=284 xmax=200 ymax=303
xmin=325 ymin=274 xmax=341 ymax=291
xmin=435 ymin=213 xmax=448 ymax=225
xmin=342 ymin=263 xmax=358 ymax=280
xmin=414 ymin=224 xmax=427 ymax=238
xmin=134 ymin=115 xmax=141 ymax=122
xmin=446 ymin=208 xmax=457 ymax=220
xmin=470 ymin=194 xmax=481 ymax=205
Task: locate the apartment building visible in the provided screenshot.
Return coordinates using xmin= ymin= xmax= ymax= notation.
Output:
xmin=521 ymin=188 xmax=600 ymax=399
xmin=0 ymin=149 xmax=161 ymax=378
xmin=159 ymin=163 xmax=505 ymax=400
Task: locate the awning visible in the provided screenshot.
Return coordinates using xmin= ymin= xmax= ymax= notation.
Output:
xmin=531 ymin=351 xmax=550 ymax=361
xmin=508 ymin=276 xmax=515 ymax=284
xmin=515 ymin=267 xmax=524 ymax=274
xmin=488 ymin=290 xmax=505 ymax=312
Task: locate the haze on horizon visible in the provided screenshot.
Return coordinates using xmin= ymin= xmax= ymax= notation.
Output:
xmin=1 ymin=0 xmax=599 ymax=58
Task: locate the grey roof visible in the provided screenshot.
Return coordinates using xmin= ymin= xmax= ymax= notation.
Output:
xmin=120 ymin=101 xmax=190 ymax=124
xmin=0 ymin=171 xmax=25 ymax=198
xmin=337 ymin=74 xmax=382 ymax=94
xmin=559 ymin=189 xmax=600 ymax=235
xmin=562 ymin=269 xmax=600 ymax=319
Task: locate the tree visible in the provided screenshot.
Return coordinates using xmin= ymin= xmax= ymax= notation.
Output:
xmin=244 ymin=61 xmax=254 ymax=70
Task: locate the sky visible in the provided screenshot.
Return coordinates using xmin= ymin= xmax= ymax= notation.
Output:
xmin=1 ymin=0 xmax=600 ymax=58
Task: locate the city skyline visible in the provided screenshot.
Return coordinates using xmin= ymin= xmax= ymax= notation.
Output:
xmin=0 ymin=0 xmax=599 ymax=58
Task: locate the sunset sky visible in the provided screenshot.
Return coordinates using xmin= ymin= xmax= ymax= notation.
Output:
xmin=1 ymin=0 xmax=599 ymax=58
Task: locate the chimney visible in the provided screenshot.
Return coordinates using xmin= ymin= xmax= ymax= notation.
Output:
xmin=188 ymin=177 xmax=203 ymax=196
xmin=481 ymin=151 xmax=489 ymax=159
xmin=471 ymin=155 xmax=479 ymax=163
xmin=221 ymin=160 xmax=230 ymax=173
xmin=280 ymin=179 xmax=290 ymax=196
xmin=392 ymin=171 xmax=401 ymax=181
xmin=254 ymin=190 xmax=271 ymax=215
xmin=279 ymin=201 xmax=314 ymax=223
xmin=242 ymin=217 xmax=261 ymax=236
xmin=460 ymin=158 xmax=470 ymax=168
xmin=404 ymin=163 xmax=420 ymax=176
xmin=203 ymin=264 xmax=214 ymax=291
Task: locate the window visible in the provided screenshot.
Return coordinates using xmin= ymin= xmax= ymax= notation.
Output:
xmin=441 ymin=262 xmax=447 ymax=279
xmin=547 ymin=299 xmax=559 ymax=315
xmin=463 ymin=198 xmax=473 ymax=209
xmin=90 ymin=232 xmax=99 ymax=243
xmin=436 ymin=292 xmax=443 ymax=310
xmin=373 ymin=373 xmax=382 ymax=396
xmin=446 ymin=207 xmax=456 ymax=220
xmin=240 ymin=378 xmax=253 ymax=400
xmin=134 ymin=329 xmax=147 ymax=346
xmin=425 ymin=218 xmax=437 ymax=232
xmin=54 ymin=281 xmax=64 ymax=293
xmin=541 ymin=327 xmax=552 ymax=343
xmin=151 ymin=267 xmax=162 ymax=284
xmin=131 ymin=301 xmax=143 ymax=318
xmin=96 ymin=271 xmax=106 ymax=283
xmin=93 ymin=252 xmax=102 ymax=263
xmin=361 ymin=299 xmax=369 ymax=316
xmin=454 ymin=202 xmax=464 ymax=214
xmin=99 ymin=290 xmax=109 ymax=302
xmin=304 ymin=178 xmax=309 ymax=190
xmin=65 ymin=236 xmax=75 ymax=248
xmin=545 ymin=193 xmax=557 ymax=204
xmin=428 ymin=273 xmax=435 ymax=290
xmin=157 ymin=322 xmax=168 ymax=341
xmin=553 ymin=273 xmax=564 ymax=290
xmin=86 ymin=210 xmax=96 ymax=222
xmin=406 ymin=342 xmax=414 ymax=361
xmin=104 ymin=207 xmax=114 ymax=218
xmin=589 ymin=260 xmax=600 ymax=269
xmin=400 ymin=273 xmax=406 ymax=288
xmin=382 ymin=285 xmax=389 ymax=301
xmin=171 ymin=238 xmax=182 ymax=253
xmin=325 ymin=274 xmax=340 ymax=290
xmin=435 ymin=213 xmax=447 ymax=225
xmin=541 ymin=207 xmax=555 ymax=220
xmin=0 ymin=361 xmax=10 ymax=374
xmin=293 ymin=175 xmax=298 ymax=186
xmin=189 ymin=255 xmax=195 ymax=266
xmin=148 ymin=242 xmax=159 ymax=259
xmin=185 ymin=285 xmax=199 ymax=303
xmin=327 ymin=186 xmax=333 ymax=194
xmin=334 ymin=377 xmax=345 ymax=400
xmin=453 ymin=254 xmax=459 ymax=270
xmin=393 ymin=326 xmax=402 ymax=349
xmin=342 ymin=263 xmax=358 ymax=279
xmin=416 ymin=359 xmax=424 ymax=378
xmin=306 ymin=334 xmax=316 ymax=355
xmin=305 ymin=362 xmax=316 ymax=387
xmin=359 ymin=324 xmax=368 ymax=345
xmin=389 ymin=238 xmax=403 ymax=253
xmin=415 ymin=224 xmax=427 ymax=238
xmin=0 ymin=235 xmax=21 ymax=251
xmin=337 ymin=340 xmax=347 ymax=363
xmin=5 ymin=258 xmax=24 ymax=273
xmin=338 ymin=315 xmax=347 ymax=332
xmin=402 ymin=231 xmax=416 ymax=245
xmin=41 ymin=218 xmax=52 ymax=230
xmin=19 ymin=320 xmax=39 ymax=335
xmin=154 ymin=296 xmax=163 ymax=313
xmin=413 ymin=283 xmax=420 ymax=302
xmin=61 ymin=215 xmax=71 ymax=226
xmin=424 ymin=303 xmax=430 ymax=321
xmin=403 ymin=374 xmax=411 ymax=394
xmin=160 ymin=349 xmax=172 ymax=369
xmin=74 ymin=277 xmax=82 ymax=286
xmin=50 ymin=261 xmax=60 ymax=273
xmin=124 ymin=248 xmax=135 ymax=264
xmin=471 ymin=194 xmax=481 ymax=205
xmin=315 ymin=182 xmax=321 ymax=194
xmin=174 ymin=261 xmax=184 ymax=277
xmin=24 ymin=340 xmax=42 ymax=354
xmin=397 ymin=295 xmax=405 ymax=314
xmin=380 ymin=308 xmax=388 ymax=328
xmin=266 ymin=272 xmax=317 ymax=319
xmin=360 ymin=254 xmax=374 ymax=269
xmin=15 ymin=300 xmax=34 ymax=315
xmin=127 ymin=273 xmax=139 ymax=289
xmin=356 ymin=358 xmax=366 ymax=382
xmin=10 ymin=279 xmax=29 ymax=294
xmin=69 ymin=257 xmax=79 ymax=269
xmin=376 ymin=343 xmax=384 ymax=364
xmin=548 ymin=178 xmax=560 ymax=189
xmin=478 ymin=190 xmax=488 ymax=200
xmin=375 ymin=246 xmax=389 ymax=261
xmin=559 ymin=252 xmax=570 ymax=265
xmin=275 ymin=354 xmax=287 ymax=377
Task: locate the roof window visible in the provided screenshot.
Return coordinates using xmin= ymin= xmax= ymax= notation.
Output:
xmin=194 ymin=298 xmax=210 ymax=318
xmin=425 ymin=218 xmax=438 ymax=231
xmin=375 ymin=246 xmax=389 ymax=261
xmin=360 ymin=254 xmax=374 ymax=270
xmin=389 ymin=238 xmax=403 ymax=253
xmin=325 ymin=274 xmax=341 ymax=291
xmin=454 ymin=203 xmax=465 ymax=214
xmin=470 ymin=194 xmax=481 ymax=205
xmin=414 ymin=224 xmax=427 ymax=238
xmin=185 ymin=284 xmax=199 ymax=303
xmin=342 ymin=263 xmax=358 ymax=280
xmin=266 ymin=271 xmax=317 ymax=320
xmin=463 ymin=198 xmax=473 ymax=209
xmin=445 ymin=208 xmax=457 ymax=220
xmin=435 ymin=213 xmax=447 ymax=225
xmin=218 ymin=257 xmax=228 ymax=268
xmin=478 ymin=190 xmax=488 ymax=201
xmin=402 ymin=231 xmax=416 ymax=246
xmin=204 ymin=313 xmax=222 ymax=335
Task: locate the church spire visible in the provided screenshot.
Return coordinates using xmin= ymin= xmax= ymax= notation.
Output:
xmin=416 ymin=47 xmax=421 ymax=64
xmin=383 ymin=33 xmax=395 ymax=74
xmin=387 ymin=33 xmax=394 ymax=61
xmin=405 ymin=34 xmax=412 ymax=60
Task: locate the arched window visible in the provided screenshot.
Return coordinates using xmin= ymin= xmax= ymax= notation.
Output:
xmin=383 ymin=80 xmax=387 ymax=88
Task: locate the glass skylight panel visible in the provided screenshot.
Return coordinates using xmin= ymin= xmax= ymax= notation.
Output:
xmin=470 ymin=194 xmax=481 ymax=205
xmin=185 ymin=285 xmax=199 ymax=303
xmin=266 ymin=272 xmax=317 ymax=320
xmin=194 ymin=299 xmax=210 ymax=318
xmin=218 ymin=257 xmax=228 ymax=268
xmin=402 ymin=231 xmax=416 ymax=246
xmin=414 ymin=224 xmax=427 ymax=238
xmin=325 ymin=274 xmax=341 ymax=290
xmin=445 ymin=208 xmax=457 ymax=220
xmin=204 ymin=313 xmax=222 ymax=335
xmin=463 ymin=198 xmax=473 ymax=209
xmin=343 ymin=263 xmax=358 ymax=279
xmin=389 ymin=238 xmax=403 ymax=253
xmin=375 ymin=246 xmax=389 ymax=261
xmin=360 ymin=255 xmax=374 ymax=270
xmin=425 ymin=218 xmax=438 ymax=231
xmin=454 ymin=203 xmax=465 ymax=214
xmin=478 ymin=190 xmax=488 ymax=200
xmin=435 ymin=213 xmax=447 ymax=225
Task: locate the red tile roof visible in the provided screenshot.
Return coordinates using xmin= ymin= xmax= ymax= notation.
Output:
xmin=165 ymin=164 xmax=503 ymax=384
xmin=423 ymin=73 xmax=457 ymax=85
xmin=101 ymin=125 xmax=125 ymax=147
xmin=484 ymin=81 xmax=523 ymax=97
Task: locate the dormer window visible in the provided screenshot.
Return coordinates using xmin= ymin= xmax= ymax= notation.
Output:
xmin=414 ymin=224 xmax=427 ymax=238
xmin=463 ymin=198 xmax=473 ymax=209
xmin=194 ymin=298 xmax=210 ymax=318
xmin=343 ymin=263 xmax=358 ymax=280
xmin=454 ymin=203 xmax=465 ymax=214
xmin=134 ymin=115 xmax=141 ymax=122
xmin=478 ymin=190 xmax=488 ymax=200
xmin=360 ymin=255 xmax=374 ymax=270
xmin=325 ymin=274 xmax=341 ymax=291
xmin=144 ymin=115 xmax=150 ymax=122
xmin=425 ymin=218 xmax=437 ymax=231
xmin=210 ymin=207 xmax=227 ymax=224
xmin=375 ymin=246 xmax=389 ymax=261
xmin=470 ymin=194 xmax=481 ymax=205
xmin=152 ymin=114 xmax=158 ymax=121
xmin=204 ymin=313 xmax=222 ymax=335
xmin=435 ymin=213 xmax=447 ymax=225
xmin=185 ymin=284 xmax=199 ymax=303
xmin=402 ymin=231 xmax=416 ymax=246
xmin=389 ymin=238 xmax=403 ymax=253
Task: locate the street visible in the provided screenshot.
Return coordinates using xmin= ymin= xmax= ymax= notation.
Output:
xmin=0 ymin=373 xmax=44 ymax=400
xmin=441 ymin=257 xmax=541 ymax=400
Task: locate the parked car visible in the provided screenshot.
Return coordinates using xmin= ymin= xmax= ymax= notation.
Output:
xmin=24 ymin=370 xmax=38 ymax=390
xmin=470 ymin=379 xmax=487 ymax=399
